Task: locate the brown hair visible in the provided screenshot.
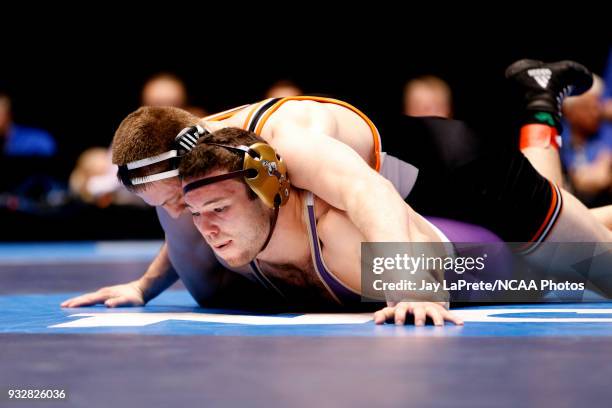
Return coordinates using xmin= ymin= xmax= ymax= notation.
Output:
xmin=112 ymin=106 xmax=198 ymax=191
xmin=179 ymin=127 xmax=263 ymax=199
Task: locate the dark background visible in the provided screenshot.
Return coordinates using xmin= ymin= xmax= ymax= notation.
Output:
xmin=1 ymin=16 xmax=610 ymax=241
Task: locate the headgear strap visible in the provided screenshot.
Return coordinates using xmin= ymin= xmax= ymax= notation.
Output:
xmin=182 ymin=140 xmax=290 ymax=254
xmin=118 ymin=124 xmax=209 ymax=187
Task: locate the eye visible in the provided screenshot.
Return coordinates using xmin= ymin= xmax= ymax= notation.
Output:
xmin=191 ymin=212 xmax=201 ymax=217
xmin=214 ymin=206 xmax=226 ymax=213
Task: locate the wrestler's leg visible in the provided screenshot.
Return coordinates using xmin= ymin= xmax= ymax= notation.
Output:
xmin=521 ymin=144 xmax=565 ymax=187
xmin=447 ymin=141 xmax=612 ymax=297
xmin=522 ymin=190 xmax=612 ymax=297
xmin=506 ymin=59 xmax=593 ymax=187
xmin=505 ymin=59 xmax=612 ymax=234
xmin=590 ymin=205 xmax=612 ymax=231
xmin=521 ymin=133 xmax=610 ymax=229
xmin=536 ymin=190 xmax=611 ymax=243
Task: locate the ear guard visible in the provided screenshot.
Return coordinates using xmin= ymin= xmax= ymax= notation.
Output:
xmin=117 ymin=125 xmax=209 ymax=187
xmin=182 ymin=142 xmax=290 ymax=209
xmin=181 ymin=132 xmax=291 ymax=255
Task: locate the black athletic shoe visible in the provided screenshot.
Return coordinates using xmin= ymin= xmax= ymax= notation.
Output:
xmin=505 ymin=59 xmax=593 ymax=127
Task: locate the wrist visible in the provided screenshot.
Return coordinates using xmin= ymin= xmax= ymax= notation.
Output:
xmin=133 ymin=279 xmax=149 ymax=303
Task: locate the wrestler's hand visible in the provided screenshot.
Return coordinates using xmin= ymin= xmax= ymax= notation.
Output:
xmin=61 ymin=281 xmax=146 ymax=308
xmin=373 ymin=301 xmax=464 ymax=326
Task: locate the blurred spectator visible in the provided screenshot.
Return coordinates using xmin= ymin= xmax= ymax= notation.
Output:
xmin=69 ymin=147 xmax=142 ymax=208
xmin=142 ymin=72 xmax=186 ymax=107
xmin=265 ymin=80 xmax=303 ymax=99
xmin=561 ymin=75 xmax=612 ymax=206
xmin=598 ymin=47 xmax=612 ymax=147
xmin=403 ymin=75 xmax=453 ymax=118
xmin=69 ymin=72 xmax=209 ymax=207
xmin=0 ymin=91 xmax=68 ymax=216
xmin=1 ymin=91 xmax=56 ymax=157
xmin=141 ymin=72 xmax=206 ymax=117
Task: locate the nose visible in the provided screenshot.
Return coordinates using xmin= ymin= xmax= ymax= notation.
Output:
xmin=163 ymin=202 xmax=186 ymax=219
xmin=193 ymin=215 xmax=220 ymax=239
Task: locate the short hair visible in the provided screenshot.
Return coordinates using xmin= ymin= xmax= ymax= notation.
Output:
xmin=111 ymin=106 xmax=198 ymax=191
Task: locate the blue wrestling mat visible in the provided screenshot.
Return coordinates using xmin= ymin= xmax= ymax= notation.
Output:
xmin=1 ymin=242 xmax=611 ymax=407
xmin=3 ymin=291 xmax=612 ymax=338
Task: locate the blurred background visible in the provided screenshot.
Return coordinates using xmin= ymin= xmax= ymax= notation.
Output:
xmin=1 ymin=20 xmax=610 ymax=241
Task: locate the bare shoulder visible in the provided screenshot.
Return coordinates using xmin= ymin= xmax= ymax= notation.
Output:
xmin=265 ymin=99 xmax=375 ymax=167
xmin=219 ymin=106 xmax=252 ymax=128
xmin=198 ymin=104 xmax=252 ymax=130
xmin=263 ymin=100 xmax=337 ymax=135
xmin=275 ymin=99 xmax=333 ymax=118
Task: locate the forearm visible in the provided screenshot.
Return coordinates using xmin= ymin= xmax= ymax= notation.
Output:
xmin=136 ymin=241 xmax=179 ymax=302
xmin=348 ymin=176 xmax=450 ymax=303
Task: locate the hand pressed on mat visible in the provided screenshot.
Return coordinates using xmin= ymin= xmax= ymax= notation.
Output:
xmin=61 ymin=281 xmax=145 ymax=308
xmin=374 ymin=301 xmax=464 ymax=326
